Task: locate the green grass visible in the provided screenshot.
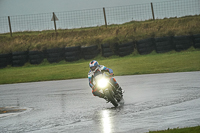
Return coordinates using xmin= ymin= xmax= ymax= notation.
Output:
xmin=0 ymin=48 xmax=199 ymax=84
xmin=148 ymin=126 xmax=200 ymax=133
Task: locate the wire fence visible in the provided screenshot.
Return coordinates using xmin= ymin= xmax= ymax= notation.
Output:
xmin=153 ymin=0 xmax=200 ymax=19
xmin=0 ymin=0 xmax=199 ymax=35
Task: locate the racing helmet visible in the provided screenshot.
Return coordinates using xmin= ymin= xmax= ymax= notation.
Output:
xmin=89 ymin=60 xmax=99 ymax=72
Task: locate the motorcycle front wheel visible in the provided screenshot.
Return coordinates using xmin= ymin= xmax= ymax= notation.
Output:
xmin=105 ymin=90 xmax=118 ymax=107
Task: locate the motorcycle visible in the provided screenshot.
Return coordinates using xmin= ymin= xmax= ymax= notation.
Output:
xmin=94 ymin=72 xmax=124 ymax=107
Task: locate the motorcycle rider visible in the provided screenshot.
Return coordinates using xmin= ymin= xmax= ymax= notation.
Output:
xmin=88 ymin=60 xmax=124 ymax=101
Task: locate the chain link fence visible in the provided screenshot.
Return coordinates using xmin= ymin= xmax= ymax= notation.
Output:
xmin=0 ymin=0 xmax=199 ymax=35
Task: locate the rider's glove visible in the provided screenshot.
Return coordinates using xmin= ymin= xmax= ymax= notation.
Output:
xmin=109 ymin=73 xmax=114 ymax=77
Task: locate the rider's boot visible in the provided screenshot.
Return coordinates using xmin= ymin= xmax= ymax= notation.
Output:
xmin=103 ymin=96 xmax=109 ymax=103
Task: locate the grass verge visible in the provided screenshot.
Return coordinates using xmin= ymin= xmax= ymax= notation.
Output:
xmin=0 ymin=15 xmax=200 ymax=53
xmin=148 ymin=126 xmax=200 ymax=133
xmin=0 ymin=48 xmax=199 ymax=84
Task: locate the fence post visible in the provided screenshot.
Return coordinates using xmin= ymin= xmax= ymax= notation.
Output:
xmin=8 ymin=16 xmax=12 ymax=37
xmin=151 ymin=3 xmax=155 ymax=20
xmin=103 ymin=7 xmax=107 ymax=28
xmin=53 ymin=12 xmax=57 ymax=32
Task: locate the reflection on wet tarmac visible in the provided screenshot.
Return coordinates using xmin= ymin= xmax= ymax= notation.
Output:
xmin=101 ymin=110 xmax=112 ymax=133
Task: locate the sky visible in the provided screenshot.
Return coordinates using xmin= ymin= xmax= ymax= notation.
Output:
xmin=0 ymin=0 xmax=168 ymax=17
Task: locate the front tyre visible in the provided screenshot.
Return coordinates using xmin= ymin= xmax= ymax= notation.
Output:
xmin=105 ymin=90 xmax=118 ymax=107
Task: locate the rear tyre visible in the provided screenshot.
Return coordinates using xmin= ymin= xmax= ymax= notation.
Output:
xmin=105 ymin=90 xmax=118 ymax=107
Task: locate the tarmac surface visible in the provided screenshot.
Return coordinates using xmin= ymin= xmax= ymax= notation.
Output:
xmin=0 ymin=71 xmax=200 ymax=133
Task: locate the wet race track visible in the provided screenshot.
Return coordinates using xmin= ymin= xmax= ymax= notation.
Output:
xmin=0 ymin=71 xmax=200 ymax=133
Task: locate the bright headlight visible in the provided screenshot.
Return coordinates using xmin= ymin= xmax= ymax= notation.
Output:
xmin=97 ymin=78 xmax=108 ymax=88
